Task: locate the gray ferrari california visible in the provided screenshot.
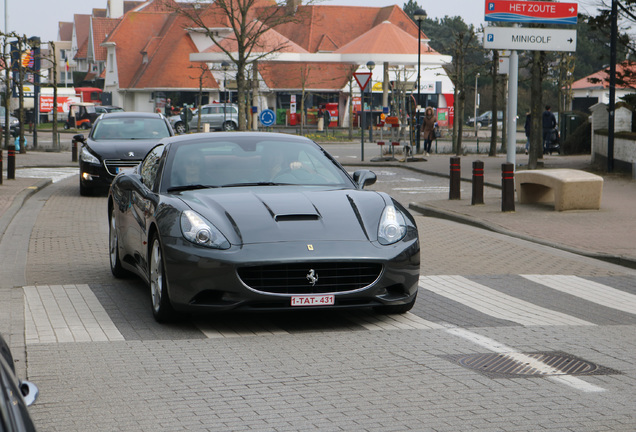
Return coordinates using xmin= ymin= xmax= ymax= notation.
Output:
xmin=108 ymin=132 xmax=419 ymax=322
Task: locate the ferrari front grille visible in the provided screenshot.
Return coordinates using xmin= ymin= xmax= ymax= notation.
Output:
xmin=238 ymin=262 xmax=383 ymax=295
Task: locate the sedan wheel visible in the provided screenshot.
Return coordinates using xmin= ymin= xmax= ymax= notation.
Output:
xmin=175 ymin=122 xmax=186 ymax=134
xmin=149 ymin=234 xmax=176 ymax=322
xmin=109 ymin=211 xmax=129 ymax=278
xmin=223 ymin=121 xmax=237 ymax=131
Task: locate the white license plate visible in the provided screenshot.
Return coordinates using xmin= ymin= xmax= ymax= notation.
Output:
xmin=291 ymin=295 xmax=335 ymax=307
xmin=116 ymin=167 xmax=135 ymax=174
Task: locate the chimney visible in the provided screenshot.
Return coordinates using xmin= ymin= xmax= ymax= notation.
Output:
xmin=108 ymin=0 xmax=124 ymax=18
xmin=287 ymin=0 xmax=301 ymax=14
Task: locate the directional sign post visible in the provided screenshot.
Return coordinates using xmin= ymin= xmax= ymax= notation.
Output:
xmin=484 ymin=27 xmax=577 ymax=52
xmin=485 ymin=0 xmax=578 ymax=25
xmin=353 ymin=72 xmax=373 ymax=161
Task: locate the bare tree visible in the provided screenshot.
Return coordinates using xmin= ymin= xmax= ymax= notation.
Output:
xmin=489 ymin=50 xmax=499 ymax=156
xmin=167 ymin=0 xmax=315 ymax=131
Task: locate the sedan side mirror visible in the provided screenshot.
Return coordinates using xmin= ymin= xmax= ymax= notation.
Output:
xmin=353 ymin=170 xmax=377 ymax=189
xmin=73 ymin=134 xmax=86 ymax=143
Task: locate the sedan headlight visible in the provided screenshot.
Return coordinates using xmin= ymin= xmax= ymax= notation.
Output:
xmin=378 ymin=205 xmax=407 ymax=245
xmin=180 ymin=210 xmax=230 ymax=249
xmin=10 ymin=118 xmax=19 ymax=126
xmin=80 ymin=147 xmax=100 ymax=164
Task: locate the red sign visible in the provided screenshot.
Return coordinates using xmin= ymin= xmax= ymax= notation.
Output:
xmin=485 ymin=1 xmax=578 ymax=25
xmin=353 ymin=72 xmax=372 ymax=91
xmin=40 ymin=96 xmax=78 ymax=113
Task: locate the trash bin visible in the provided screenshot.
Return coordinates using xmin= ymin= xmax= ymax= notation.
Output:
xmin=14 ymin=136 xmax=26 ymax=151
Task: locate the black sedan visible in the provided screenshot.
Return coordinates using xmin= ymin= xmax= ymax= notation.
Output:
xmin=108 ymin=132 xmax=420 ymax=322
xmin=76 ymin=111 xmax=174 ymax=195
xmin=0 ymin=333 xmax=38 ymax=431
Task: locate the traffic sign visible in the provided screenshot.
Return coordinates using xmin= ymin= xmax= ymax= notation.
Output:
xmin=485 ymin=0 xmax=578 ymax=25
xmin=259 ymin=109 xmax=276 ymax=127
xmin=483 ymin=27 xmax=577 ymax=52
xmin=353 ymin=72 xmax=372 ymax=91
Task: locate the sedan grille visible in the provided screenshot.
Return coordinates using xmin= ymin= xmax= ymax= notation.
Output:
xmin=238 ymin=262 xmax=383 ymax=295
xmin=104 ymin=160 xmax=141 ymax=176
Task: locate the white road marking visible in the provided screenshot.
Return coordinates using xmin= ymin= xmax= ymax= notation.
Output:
xmin=420 ymin=275 xmax=595 ymax=327
xmin=522 ymin=275 xmax=636 ymax=315
xmin=445 ymin=325 xmax=606 ymax=393
xmin=17 ymin=167 xmax=77 ymax=183
xmin=348 ymin=311 xmax=442 ymax=331
xmin=23 ymin=284 xmax=124 ymax=344
xmin=196 ymin=321 xmax=290 ymax=338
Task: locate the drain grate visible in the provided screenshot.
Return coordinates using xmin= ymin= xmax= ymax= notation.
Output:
xmin=446 ymin=351 xmax=620 ymax=378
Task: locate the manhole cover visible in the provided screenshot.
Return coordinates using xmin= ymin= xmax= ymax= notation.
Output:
xmin=446 ymin=351 xmax=620 ymax=378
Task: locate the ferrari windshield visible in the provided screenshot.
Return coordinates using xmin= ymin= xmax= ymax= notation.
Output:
xmin=166 ymin=137 xmax=352 ymax=189
xmin=93 ymin=117 xmax=172 ymax=140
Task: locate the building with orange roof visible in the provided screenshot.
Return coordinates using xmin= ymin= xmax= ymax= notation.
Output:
xmin=62 ymin=0 xmax=454 ymax=127
xmin=571 ymin=62 xmax=636 ymax=112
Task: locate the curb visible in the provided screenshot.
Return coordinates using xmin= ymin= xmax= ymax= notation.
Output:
xmin=0 ymin=179 xmax=52 ymax=244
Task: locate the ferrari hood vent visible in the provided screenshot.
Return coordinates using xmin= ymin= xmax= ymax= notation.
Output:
xmin=274 ymin=214 xmax=321 ymax=222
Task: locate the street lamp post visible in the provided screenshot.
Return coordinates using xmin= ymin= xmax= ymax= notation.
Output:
xmin=366 ymin=60 xmax=375 ymax=142
xmin=414 ymin=8 xmax=427 ymax=154
xmin=221 ymin=61 xmax=229 ymax=128
xmin=474 ymin=72 xmax=480 ymax=137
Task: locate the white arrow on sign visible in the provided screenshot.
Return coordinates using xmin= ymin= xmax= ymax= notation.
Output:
xmin=484 ymin=27 xmax=577 ymax=52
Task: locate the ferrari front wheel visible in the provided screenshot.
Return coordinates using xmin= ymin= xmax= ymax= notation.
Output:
xmin=149 ymin=234 xmax=176 ymax=322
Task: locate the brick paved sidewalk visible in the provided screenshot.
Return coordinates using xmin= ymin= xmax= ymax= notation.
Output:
xmin=2 ymin=146 xmax=635 ymax=268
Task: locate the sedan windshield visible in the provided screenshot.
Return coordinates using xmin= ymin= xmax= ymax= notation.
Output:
xmin=93 ymin=118 xmax=171 ymax=140
xmin=166 ymin=137 xmax=351 ymax=190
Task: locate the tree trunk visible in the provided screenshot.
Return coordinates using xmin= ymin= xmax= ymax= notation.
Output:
xmin=489 ymin=50 xmax=499 ymax=156
xmin=529 ymin=50 xmax=545 ymax=169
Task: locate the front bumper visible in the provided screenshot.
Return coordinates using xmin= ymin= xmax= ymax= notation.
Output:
xmin=162 ymin=238 xmax=420 ymax=313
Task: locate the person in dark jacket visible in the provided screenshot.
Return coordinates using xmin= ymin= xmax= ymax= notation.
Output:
xmin=542 ymin=105 xmax=556 ymax=154
xmin=420 ymin=107 xmax=436 ymax=156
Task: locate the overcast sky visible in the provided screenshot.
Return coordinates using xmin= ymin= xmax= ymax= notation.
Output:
xmin=3 ymin=0 xmax=602 ymax=43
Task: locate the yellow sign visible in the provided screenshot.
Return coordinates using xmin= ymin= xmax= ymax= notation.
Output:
xmin=372 ymin=82 xmax=383 ymax=92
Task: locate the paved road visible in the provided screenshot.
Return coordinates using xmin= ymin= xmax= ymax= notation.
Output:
xmin=4 ymin=172 xmax=636 ymax=431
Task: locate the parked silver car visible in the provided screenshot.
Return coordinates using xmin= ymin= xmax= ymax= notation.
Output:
xmin=0 ymin=106 xmax=21 ymax=137
xmin=169 ymin=103 xmax=239 ymax=134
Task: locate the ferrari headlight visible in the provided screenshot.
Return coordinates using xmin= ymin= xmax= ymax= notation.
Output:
xmin=80 ymin=147 xmax=99 ymax=164
xmin=378 ymin=205 xmax=407 ymax=245
xmin=180 ymin=210 xmax=230 ymax=249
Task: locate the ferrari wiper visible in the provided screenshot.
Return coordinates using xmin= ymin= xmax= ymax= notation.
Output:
xmin=167 ymin=184 xmax=219 ymax=192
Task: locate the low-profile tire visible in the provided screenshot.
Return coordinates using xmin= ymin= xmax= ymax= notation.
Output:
xmin=149 ymin=233 xmax=176 ymax=323
xmin=374 ymin=293 xmax=417 ymax=315
xmin=223 ymin=121 xmax=237 ymax=131
xmin=109 ymin=210 xmax=129 ymax=278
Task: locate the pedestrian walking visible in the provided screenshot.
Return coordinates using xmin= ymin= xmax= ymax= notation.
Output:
xmin=542 ymin=105 xmax=556 ymax=154
xmin=165 ymin=98 xmax=174 ymax=116
xmin=421 ymin=107 xmax=436 ymax=156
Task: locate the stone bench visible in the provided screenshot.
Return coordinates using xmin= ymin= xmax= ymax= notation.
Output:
xmin=515 ymin=169 xmax=603 ymax=211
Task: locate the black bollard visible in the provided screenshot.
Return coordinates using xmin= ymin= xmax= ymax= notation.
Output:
xmin=471 ymin=160 xmax=484 ymax=205
xmin=449 ymin=156 xmax=461 ymax=200
xmin=7 ymin=144 xmax=15 ymax=180
xmin=72 ymin=137 xmax=79 ymax=162
xmin=501 ymin=163 xmax=515 ymax=212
